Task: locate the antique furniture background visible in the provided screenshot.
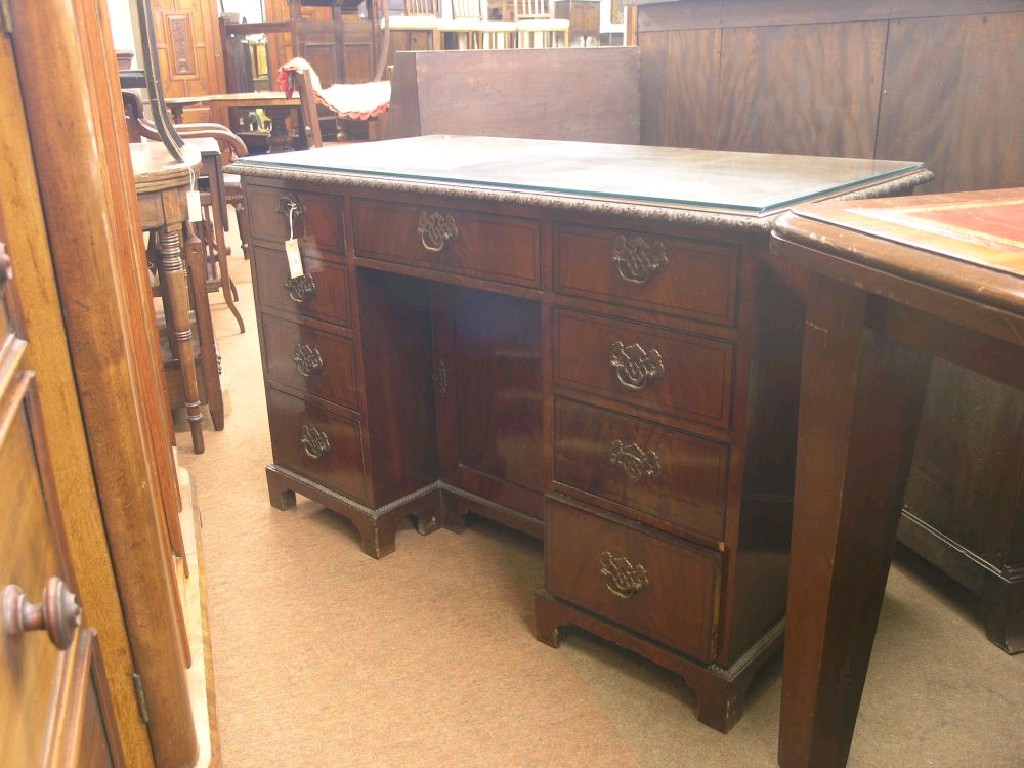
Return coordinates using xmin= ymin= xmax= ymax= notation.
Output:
xmin=231 ymin=135 xmax=928 ymax=731
xmin=383 ymin=47 xmax=640 ymax=143
xmin=633 ymin=0 xmax=1024 ymax=652
xmin=770 ymin=188 xmax=1024 ymax=767
xmin=386 ymin=0 xmax=443 ymax=51
xmin=123 ymin=90 xmax=252 ymax=333
xmin=553 ymin=0 xmax=599 ymax=46
xmin=513 ymin=0 xmax=570 ymax=47
xmin=220 ymin=0 xmax=382 ymax=141
xmin=148 ymin=0 xmax=228 ymax=123
xmin=440 ymin=0 xmax=516 ymax=49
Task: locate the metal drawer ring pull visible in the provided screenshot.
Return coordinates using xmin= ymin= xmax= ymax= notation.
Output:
xmin=609 ymin=439 xmax=662 ymax=482
xmin=612 ymin=235 xmax=668 ymax=286
xmin=285 ymin=274 xmax=316 ymax=303
xmin=599 ymin=551 xmax=650 ymax=599
xmin=293 ymin=344 xmax=324 ymax=377
xmin=609 ymin=341 xmax=665 ymax=390
xmin=300 ymin=425 xmax=331 ymax=459
xmin=417 ymin=211 xmax=458 ymax=253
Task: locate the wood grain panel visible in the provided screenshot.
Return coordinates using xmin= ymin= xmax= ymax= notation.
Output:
xmin=716 ymin=21 xmax=887 ymax=157
xmin=636 ymin=0 xmax=1021 ymax=30
xmin=267 ymin=388 xmax=368 ymax=503
xmin=553 ymin=397 xmax=729 ymax=540
xmin=245 ymin=184 xmax=344 ymax=255
xmin=387 ymin=48 xmax=641 ymax=144
xmin=876 ymin=13 xmax=1024 ymax=193
xmin=262 ymin=314 xmax=358 ymax=410
xmin=253 ymin=247 xmax=351 ymax=328
xmin=351 ymin=198 xmax=541 ymax=288
xmin=553 ymin=309 xmax=735 ymax=429
xmin=545 ymin=497 xmax=721 ymax=662
xmin=553 ymin=223 xmax=739 ymax=326
xmin=638 ymin=29 xmax=719 ymax=149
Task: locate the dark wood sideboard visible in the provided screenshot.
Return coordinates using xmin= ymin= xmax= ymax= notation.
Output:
xmin=231 ymin=136 xmax=929 ymax=732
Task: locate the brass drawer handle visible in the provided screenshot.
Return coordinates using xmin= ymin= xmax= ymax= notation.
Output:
xmin=285 ymin=274 xmax=316 ymax=303
xmin=293 ymin=344 xmax=324 ymax=377
xmin=300 ymin=425 xmax=331 ymax=459
xmin=3 ymin=577 xmax=81 ymax=651
xmin=609 ymin=341 xmax=665 ymax=390
xmin=417 ymin=211 xmax=458 ymax=253
xmin=278 ymin=194 xmax=306 ymax=224
xmin=609 ymin=439 xmax=661 ymax=482
xmin=600 ymin=551 xmax=650 ymax=599
xmin=612 ymin=235 xmax=668 ymax=286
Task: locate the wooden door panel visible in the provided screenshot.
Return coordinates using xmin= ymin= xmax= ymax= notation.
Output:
xmin=1 ymin=373 xmax=64 ymax=767
xmin=434 ymin=286 xmax=546 ymax=493
xmin=0 ymin=260 xmax=124 ymax=767
xmin=153 ymin=0 xmax=226 ymax=117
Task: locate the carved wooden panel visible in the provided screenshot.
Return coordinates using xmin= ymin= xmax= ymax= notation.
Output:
xmin=152 ymin=0 xmax=225 ymax=103
xmin=167 ymin=14 xmax=198 ymax=77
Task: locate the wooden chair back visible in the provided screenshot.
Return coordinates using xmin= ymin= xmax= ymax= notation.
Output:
xmin=450 ymin=0 xmax=485 ymax=20
xmin=403 ymin=0 xmax=438 ymax=16
xmin=514 ymin=0 xmax=555 ymax=21
xmin=291 ymin=68 xmax=325 ymax=148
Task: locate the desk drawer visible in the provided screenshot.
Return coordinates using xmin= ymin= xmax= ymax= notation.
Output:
xmin=262 ymin=314 xmax=358 ymax=410
xmin=351 ymin=198 xmax=541 ymax=288
xmin=553 ymin=309 xmax=734 ymax=429
xmin=267 ymin=389 xmax=367 ymax=503
xmin=546 ymin=496 xmax=720 ymax=661
xmin=554 ymin=398 xmax=728 ymax=541
xmin=246 ymin=185 xmax=343 ymax=258
xmin=253 ymin=246 xmax=351 ymax=328
xmin=554 ymin=224 xmax=739 ymax=326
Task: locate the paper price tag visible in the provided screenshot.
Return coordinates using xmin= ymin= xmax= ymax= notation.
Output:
xmin=186 ymin=189 xmax=203 ymax=223
xmin=285 ymin=238 xmax=303 ymax=278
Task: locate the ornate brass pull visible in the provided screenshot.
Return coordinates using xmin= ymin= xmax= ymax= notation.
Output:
xmin=612 ymin=235 xmax=668 ymax=286
xmin=293 ymin=344 xmax=324 ymax=377
xmin=609 ymin=439 xmax=662 ymax=482
xmin=285 ymin=274 xmax=316 ymax=303
xmin=609 ymin=341 xmax=665 ymax=390
xmin=433 ymin=358 xmax=447 ymax=398
xmin=599 ymin=551 xmax=650 ymax=599
xmin=277 ymin=194 xmax=306 ymax=222
xmin=417 ymin=211 xmax=458 ymax=253
xmin=3 ymin=577 xmax=81 ymax=651
xmin=300 ymin=425 xmax=331 ymax=459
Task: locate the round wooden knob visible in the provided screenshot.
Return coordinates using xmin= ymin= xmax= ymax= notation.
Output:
xmin=3 ymin=576 xmax=81 ymax=651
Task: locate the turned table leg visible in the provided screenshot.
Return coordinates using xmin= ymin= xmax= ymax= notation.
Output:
xmin=157 ymin=223 xmax=205 ymax=454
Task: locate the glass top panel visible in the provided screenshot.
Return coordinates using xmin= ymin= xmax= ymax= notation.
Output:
xmin=240 ymin=135 xmax=924 ymax=215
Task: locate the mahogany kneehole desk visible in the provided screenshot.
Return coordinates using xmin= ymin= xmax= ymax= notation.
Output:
xmin=231 ymin=136 xmax=930 ymax=734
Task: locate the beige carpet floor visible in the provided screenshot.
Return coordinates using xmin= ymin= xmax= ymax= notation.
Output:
xmin=179 ymin=231 xmax=1024 ymax=768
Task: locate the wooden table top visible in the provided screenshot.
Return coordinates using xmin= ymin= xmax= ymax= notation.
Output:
xmin=773 ymin=187 xmax=1024 ymax=324
xmin=164 ymin=91 xmax=300 ymax=109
